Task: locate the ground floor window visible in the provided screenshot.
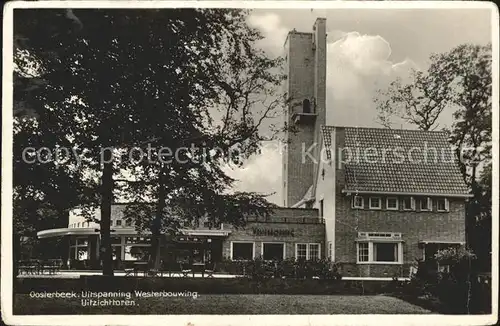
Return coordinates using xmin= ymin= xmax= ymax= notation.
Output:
xmin=124 ymin=246 xmax=150 ymax=261
xmin=373 ymin=242 xmax=398 ymax=262
xmin=112 ymin=245 xmax=121 ymax=261
xmin=107 ymin=236 xmax=151 ymax=261
xmin=357 ymin=241 xmax=402 ymax=264
xmin=262 ymin=243 xmax=285 ymax=261
xmin=231 ymin=242 xmax=254 ymax=261
xmin=295 ymin=243 xmax=321 ymax=261
xmin=423 ymin=242 xmax=462 ymax=272
xmin=124 ymin=236 xmax=150 ymax=261
xmin=358 ymin=242 xmax=369 ymax=262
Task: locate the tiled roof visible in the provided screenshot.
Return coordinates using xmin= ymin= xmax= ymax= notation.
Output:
xmin=321 ymin=126 xmax=470 ymax=196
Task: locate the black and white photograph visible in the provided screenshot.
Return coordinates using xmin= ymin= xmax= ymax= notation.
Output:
xmin=1 ymin=1 xmax=498 ymax=325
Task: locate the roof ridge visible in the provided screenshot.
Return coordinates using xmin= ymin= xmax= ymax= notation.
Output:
xmin=321 ymin=125 xmax=449 ymax=134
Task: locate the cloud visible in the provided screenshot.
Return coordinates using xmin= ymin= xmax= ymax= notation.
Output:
xmin=223 ymin=142 xmax=282 ymax=204
xmin=247 ymin=13 xmax=289 ymax=57
xmin=331 ymin=32 xmax=393 ymax=75
xmin=326 ymin=31 xmax=418 ymax=126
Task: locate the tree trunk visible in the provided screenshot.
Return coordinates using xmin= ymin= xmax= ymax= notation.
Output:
xmin=150 ymin=166 xmax=166 ymax=270
xmin=100 ymin=152 xmax=114 ymax=276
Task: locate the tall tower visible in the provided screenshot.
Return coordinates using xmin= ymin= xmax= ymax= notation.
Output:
xmin=282 ymin=18 xmax=327 ymax=207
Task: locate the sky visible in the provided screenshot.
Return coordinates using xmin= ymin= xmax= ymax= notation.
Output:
xmin=225 ymin=8 xmax=493 ymax=205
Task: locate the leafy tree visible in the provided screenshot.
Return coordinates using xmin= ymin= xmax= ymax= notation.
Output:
xmin=14 ymin=9 xmax=283 ymax=274
xmin=375 ymin=67 xmax=452 ymax=131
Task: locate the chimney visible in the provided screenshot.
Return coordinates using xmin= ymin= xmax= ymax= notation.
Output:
xmin=313 ymin=18 xmax=327 ymax=175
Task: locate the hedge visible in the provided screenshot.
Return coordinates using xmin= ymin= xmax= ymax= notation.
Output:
xmin=15 ymin=276 xmax=395 ymax=295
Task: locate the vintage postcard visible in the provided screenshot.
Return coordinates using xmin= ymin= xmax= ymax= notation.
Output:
xmin=1 ymin=1 xmax=498 ymax=325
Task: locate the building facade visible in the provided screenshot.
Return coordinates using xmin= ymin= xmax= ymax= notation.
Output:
xmin=38 ymin=205 xmax=324 ymax=269
xmin=284 ymin=19 xmax=470 ymax=277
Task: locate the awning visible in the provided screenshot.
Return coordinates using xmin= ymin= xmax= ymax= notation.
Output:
xmin=180 ymin=229 xmax=231 ymax=237
xmin=38 ymin=227 xmax=231 ymax=239
xmin=37 ymin=227 xmax=141 ymax=239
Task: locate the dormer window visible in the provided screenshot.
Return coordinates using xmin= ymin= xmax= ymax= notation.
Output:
xmin=369 ymin=197 xmax=381 ymax=210
xmin=402 ymin=197 xmax=415 ymax=211
xmin=386 ymin=197 xmax=398 ymax=210
xmin=437 ymin=198 xmax=449 ymax=212
xmin=419 ymin=197 xmax=432 ymax=211
xmin=302 ymin=99 xmax=311 ymax=113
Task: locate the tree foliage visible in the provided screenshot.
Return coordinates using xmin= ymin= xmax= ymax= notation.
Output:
xmin=13 ymin=9 xmax=283 ymax=273
xmin=375 ymin=68 xmax=452 ymax=131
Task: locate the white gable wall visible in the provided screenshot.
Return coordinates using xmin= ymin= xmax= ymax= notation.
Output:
xmin=313 ymin=130 xmax=336 ymax=260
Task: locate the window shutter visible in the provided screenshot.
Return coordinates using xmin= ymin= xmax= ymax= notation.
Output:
xmin=427 ymin=197 xmax=432 ymax=211
xmin=410 ymin=197 xmax=415 ymax=210
xmin=444 ymin=198 xmax=450 ymax=211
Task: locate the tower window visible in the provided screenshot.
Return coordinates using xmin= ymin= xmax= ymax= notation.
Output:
xmin=303 ymin=99 xmax=311 ymax=113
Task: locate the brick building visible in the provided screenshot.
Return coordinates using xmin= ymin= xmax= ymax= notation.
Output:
xmin=283 ymin=18 xmax=470 ymax=277
xmin=38 ymin=205 xmax=324 ymax=269
xmin=37 ymin=18 xmax=469 ymax=278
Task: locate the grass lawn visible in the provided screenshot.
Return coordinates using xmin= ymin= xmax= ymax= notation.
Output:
xmin=14 ymin=294 xmax=431 ymax=314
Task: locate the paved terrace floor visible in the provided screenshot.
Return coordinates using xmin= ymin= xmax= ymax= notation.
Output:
xmin=17 ymin=270 xmax=410 ymax=281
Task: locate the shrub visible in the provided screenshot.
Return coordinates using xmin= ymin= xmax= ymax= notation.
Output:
xmin=216 ymin=257 xmax=342 ymax=281
xmin=400 ymin=248 xmax=487 ymax=314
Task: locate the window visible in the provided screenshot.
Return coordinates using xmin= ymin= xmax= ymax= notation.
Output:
xmin=386 ymin=197 xmax=398 ymax=210
xmin=309 ymin=244 xmax=320 ymax=260
xmin=262 ymin=243 xmax=285 ymax=261
xmin=402 ymin=196 xmax=415 ymax=211
xmin=303 ymin=99 xmax=311 ymax=113
xmin=125 ymin=219 xmax=132 ymax=227
xmin=352 ymin=196 xmax=364 ymax=209
xmin=420 ymin=197 xmax=432 ymax=211
xmin=373 ymin=243 xmax=398 ymax=262
xmin=357 ymin=232 xmax=403 ymax=264
xmin=69 ymin=237 xmax=89 ymax=261
xmin=116 ymin=220 xmax=122 ymax=226
xmin=123 ymin=237 xmax=150 ymax=261
xmin=112 ymin=246 xmax=121 ymax=261
xmin=319 ymin=199 xmax=324 ymax=217
xmin=369 ymin=197 xmax=381 ymax=209
xmin=357 ymin=241 xmax=402 ymax=264
xmin=327 ymin=241 xmax=332 ymax=260
xmin=296 ymin=244 xmax=307 ymax=260
xmin=437 ymin=198 xmax=449 ymax=212
xmin=124 ymin=246 xmax=149 ymax=261
xmin=125 ymin=237 xmax=150 ymax=245
xmin=111 ymin=237 xmax=123 ymax=260
xmin=77 ymin=222 xmax=80 ymax=228
xmin=231 ymin=242 xmax=254 ymax=260
xmin=358 ymin=242 xmax=369 ymax=262
xmin=423 ymin=242 xmax=461 ymax=261
xmin=295 ymin=243 xmax=321 ymax=261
